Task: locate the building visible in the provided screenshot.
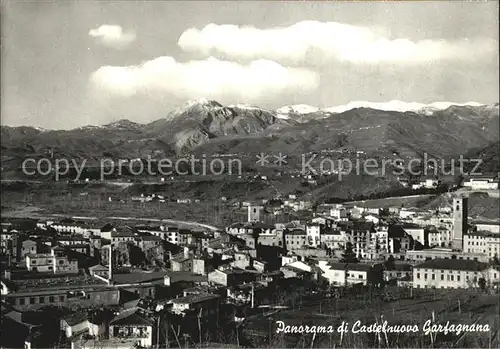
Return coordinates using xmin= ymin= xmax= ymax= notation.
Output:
xmin=109 ymin=307 xmax=155 ymax=348
xmin=464 ymin=230 xmax=500 ymax=260
xmin=412 ymin=259 xmax=498 ymax=289
xmin=318 ymin=262 xmax=381 ymax=286
xmin=452 ymin=197 xmax=468 ymax=250
xmin=405 ymin=248 xmax=489 ymax=263
xmin=320 ymin=230 xmax=345 ymax=250
xmin=21 ymin=240 xmax=39 ymax=259
xmin=306 ymin=224 xmax=321 ymax=248
xmin=383 ymin=264 xmax=412 ymax=283
xmin=207 ymin=268 xmax=257 ymax=287
xmin=26 ymin=252 xmax=78 ymax=274
xmin=170 ymin=248 xmax=193 ymax=272
xmin=471 ymin=220 xmax=500 ymax=234
xmin=462 ymin=176 xmax=499 ymax=190
xmin=401 ymin=224 xmax=426 ymax=247
xmin=60 ymin=311 xmax=107 ymax=339
xmin=285 ymin=229 xmax=307 ymax=250
xmin=247 ymin=205 xmax=264 ymax=222
xmin=169 ymin=293 xmax=220 ymax=318
xmin=428 ymin=226 xmax=453 ymax=248
xmin=89 ymin=264 xmax=110 ymax=278
xmin=345 ymin=222 xmax=376 ymax=259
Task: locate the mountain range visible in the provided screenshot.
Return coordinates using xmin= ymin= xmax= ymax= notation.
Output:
xmin=1 ymin=100 xmax=499 ymax=174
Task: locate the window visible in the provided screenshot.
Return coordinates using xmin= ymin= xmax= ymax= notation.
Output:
xmin=441 ymin=275 xmax=444 ymax=281
xmin=450 ymin=275 xmax=454 ymax=281
xmin=39 ymin=297 xmax=45 ymax=304
xmin=19 ymin=298 xmax=25 ymax=305
xmin=59 ymin=260 xmax=64 ymax=265
xmin=457 ymin=276 xmax=460 ymax=282
xmin=60 ymin=296 xmax=64 ymax=302
xmin=432 ymin=274 xmax=435 ymax=280
xmin=29 ymin=298 xmax=35 ymax=304
xmin=417 ymin=273 xmax=420 ymax=279
xmin=49 ymin=296 xmax=55 ymax=303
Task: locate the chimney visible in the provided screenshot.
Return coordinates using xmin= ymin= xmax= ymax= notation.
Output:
xmin=108 ymin=244 xmax=113 ymax=281
xmin=183 ymin=246 xmax=189 ymax=259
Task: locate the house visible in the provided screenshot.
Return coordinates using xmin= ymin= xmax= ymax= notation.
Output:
xmin=463 ymin=230 xmax=500 ymax=260
xmin=207 ymin=268 xmax=257 ymax=287
xmin=280 ymin=263 xmax=316 ymax=281
xmin=383 ymin=264 xmax=412 ymax=283
xmin=364 ymin=214 xmax=380 ymax=225
xmin=253 ymin=259 xmax=267 ymax=273
xmin=21 ymin=240 xmax=39 ymax=259
xmin=320 ymin=229 xmax=345 ymax=250
xmin=285 ymin=229 xmax=307 ymax=250
xmin=56 ymin=235 xmax=89 ymax=246
xmin=169 ymin=293 xmax=220 ymax=318
xmin=110 ymin=230 xmax=136 ymax=244
xmin=318 ymin=262 xmax=382 ymax=286
xmin=387 ymin=225 xmax=414 ymax=254
xmin=135 ymin=235 xmax=162 ymax=251
xmin=163 ymin=271 xmax=208 ymax=287
xmin=412 ymin=259 xmax=498 ymax=289
xmin=60 ymin=310 xmax=107 ymax=339
xmin=281 ymin=254 xmax=300 ymax=266
xmin=428 ymin=226 xmax=453 ymax=248
xmin=401 ymin=223 xmax=427 ymax=247
xmin=170 ymin=248 xmax=193 ymax=272
xmin=471 ymin=220 xmax=500 ymax=234
xmin=345 ymin=221 xmax=376 ymax=259
xmin=462 ymin=176 xmax=499 ymax=190
xmin=306 ymin=224 xmax=321 ymax=248
xmin=89 ymin=264 xmax=109 ymax=278
xmin=26 ymin=252 xmax=78 ymax=274
xmin=109 ymin=307 xmax=155 ymax=348
xmin=50 ymin=219 xmax=92 ymax=235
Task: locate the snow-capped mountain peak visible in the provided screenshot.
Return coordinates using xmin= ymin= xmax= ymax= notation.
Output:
xmin=277 ymin=104 xmax=320 ymax=115
xmin=322 ymin=100 xmax=485 ymax=114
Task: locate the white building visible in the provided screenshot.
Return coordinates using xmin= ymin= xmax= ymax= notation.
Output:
xmin=306 ymin=224 xmax=321 ymax=248
xmin=464 ymin=231 xmax=500 ymax=260
xmin=463 ymin=177 xmax=499 ymax=190
xmin=26 ymin=251 xmax=78 ymax=274
xmin=413 ymin=259 xmax=499 ymax=289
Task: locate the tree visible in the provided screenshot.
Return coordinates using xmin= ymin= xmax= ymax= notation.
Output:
xmin=340 ymin=242 xmax=359 ymax=263
xmin=478 ymin=277 xmax=487 ymax=291
xmin=384 ymin=255 xmax=396 ymax=270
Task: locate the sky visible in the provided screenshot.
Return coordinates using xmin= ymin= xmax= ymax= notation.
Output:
xmin=1 ymin=0 xmax=498 ymax=129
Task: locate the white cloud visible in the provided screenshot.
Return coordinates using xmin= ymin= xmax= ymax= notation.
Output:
xmin=178 ymin=21 xmax=497 ymax=64
xmin=90 ymin=57 xmax=319 ymax=101
xmin=89 ymin=25 xmax=136 ymax=48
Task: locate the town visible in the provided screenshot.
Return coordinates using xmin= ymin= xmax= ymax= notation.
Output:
xmin=1 ymin=176 xmax=499 ymax=348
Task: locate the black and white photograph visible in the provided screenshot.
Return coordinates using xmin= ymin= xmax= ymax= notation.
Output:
xmin=1 ymin=0 xmax=499 ymax=348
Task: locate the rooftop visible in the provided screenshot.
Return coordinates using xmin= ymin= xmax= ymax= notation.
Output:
xmin=89 ymin=264 xmax=109 ymax=271
xmin=170 ymin=293 xmax=220 ymax=305
xmin=327 ymin=262 xmax=373 ymax=272
xmin=109 ymin=307 xmax=154 ymax=327
xmin=467 ymin=230 xmax=499 ymax=238
xmin=415 ymin=259 xmax=488 ymax=271
xmin=112 ymin=271 xmax=169 ymax=285
xmin=471 ymin=220 xmax=500 ymax=226
xmin=165 ymin=271 xmax=208 ymax=284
